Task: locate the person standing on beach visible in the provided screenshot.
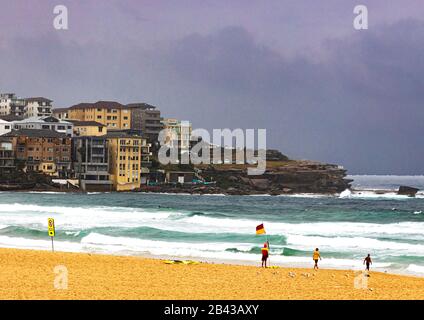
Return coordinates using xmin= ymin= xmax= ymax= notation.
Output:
xmin=261 ymin=241 xmax=270 ymax=268
xmin=364 ymin=254 xmax=372 ymax=271
xmin=313 ymin=248 xmax=321 ymax=270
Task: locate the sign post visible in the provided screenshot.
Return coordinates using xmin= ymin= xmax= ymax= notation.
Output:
xmin=48 ymin=218 xmax=55 ymax=252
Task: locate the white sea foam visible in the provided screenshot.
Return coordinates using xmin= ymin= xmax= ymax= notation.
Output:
xmin=406 ymin=264 xmax=424 ymax=274
xmin=0 ymin=235 xmax=81 ymax=252
xmin=0 ymin=203 xmax=423 ymax=242
xmin=286 ymin=235 xmax=424 ymax=255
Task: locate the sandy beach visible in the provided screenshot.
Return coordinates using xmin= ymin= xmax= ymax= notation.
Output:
xmin=0 ymin=248 xmax=423 ymax=300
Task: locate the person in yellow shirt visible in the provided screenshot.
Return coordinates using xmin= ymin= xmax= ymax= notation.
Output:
xmin=313 ymin=248 xmax=322 ymax=270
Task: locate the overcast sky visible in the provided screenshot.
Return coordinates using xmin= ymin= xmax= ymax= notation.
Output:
xmin=1 ymin=0 xmax=423 ymax=174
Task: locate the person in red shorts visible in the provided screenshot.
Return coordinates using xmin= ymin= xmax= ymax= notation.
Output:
xmin=261 ymin=241 xmax=270 ymax=268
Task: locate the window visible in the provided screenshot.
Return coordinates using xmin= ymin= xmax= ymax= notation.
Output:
xmin=97 ymin=115 xmax=102 ymax=119
xmin=57 ymin=126 xmax=65 ymax=130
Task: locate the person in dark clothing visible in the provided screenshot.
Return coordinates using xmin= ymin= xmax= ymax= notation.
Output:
xmin=364 ymin=254 xmax=372 ymax=271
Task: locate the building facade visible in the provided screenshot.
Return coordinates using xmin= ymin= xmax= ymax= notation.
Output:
xmin=24 ymin=97 xmax=53 ymax=118
xmin=127 ymin=103 xmax=163 ymax=144
xmin=0 ymin=137 xmax=15 ymax=175
xmin=161 ymin=118 xmax=192 ymax=158
xmin=4 ymin=129 xmax=72 ymax=177
xmin=68 ymin=120 xmax=106 ymax=137
xmin=52 ymin=108 xmax=69 ymax=120
xmin=107 ymin=132 xmax=143 ymax=191
xmin=72 ymin=136 xmax=112 ymax=191
xmin=67 ymin=101 xmax=131 ymax=130
xmin=0 ymin=93 xmax=26 ymax=117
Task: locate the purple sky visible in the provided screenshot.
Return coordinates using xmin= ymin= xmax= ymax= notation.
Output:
xmin=1 ymin=0 xmax=423 ymax=174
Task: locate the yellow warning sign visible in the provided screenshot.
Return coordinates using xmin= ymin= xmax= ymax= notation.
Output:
xmin=48 ymin=218 xmax=55 ymax=237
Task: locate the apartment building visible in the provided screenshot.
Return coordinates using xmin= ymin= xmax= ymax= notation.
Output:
xmin=0 ymin=137 xmax=15 ymax=175
xmin=72 ymin=136 xmax=112 ymax=191
xmin=0 ymin=93 xmax=26 ymax=117
xmin=67 ymin=101 xmax=131 ymax=130
xmin=126 ymin=103 xmax=163 ymax=144
xmin=4 ymin=129 xmax=72 ymax=177
xmin=106 ymin=132 xmax=142 ymax=191
xmin=13 ymin=116 xmax=74 ymax=137
xmin=24 ymin=97 xmax=53 ymax=118
xmin=67 ymin=120 xmax=106 ymax=137
xmin=161 ymin=118 xmax=192 ymax=155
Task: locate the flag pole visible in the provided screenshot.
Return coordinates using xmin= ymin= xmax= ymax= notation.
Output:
xmin=264 ymin=221 xmax=270 ymax=267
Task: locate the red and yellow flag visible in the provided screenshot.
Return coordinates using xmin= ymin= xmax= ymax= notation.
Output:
xmin=256 ymin=224 xmax=266 ymax=235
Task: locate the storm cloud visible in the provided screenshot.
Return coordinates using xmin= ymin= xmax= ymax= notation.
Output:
xmin=0 ymin=0 xmax=423 ymax=174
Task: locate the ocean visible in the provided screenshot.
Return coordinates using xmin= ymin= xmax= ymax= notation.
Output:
xmin=0 ymin=175 xmax=423 ymax=276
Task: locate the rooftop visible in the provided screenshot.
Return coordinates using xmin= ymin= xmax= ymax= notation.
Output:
xmin=52 ymin=107 xmax=69 ymax=112
xmin=14 ymin=116 xmax=71 ymax=124
xmin=69 ymin=101 xmax=126 ymax=110
xmin=126 ymin=103 xmax=157 ymax=110
xmin=67 ymin=120 xmax=105 ymax=127
xmin=105 ymin=130 xmax=142 ymax=139
xmin=25 ymin=97 xmax=53 ymax=103
xmin=0 ymin=115 xmax=24 ymax=122
xmin=2 ymin=129 xmax=69 ymax=138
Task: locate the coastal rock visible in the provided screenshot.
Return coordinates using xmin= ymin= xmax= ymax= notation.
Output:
xmin=398 ymin=186 xmax=419 ymax=197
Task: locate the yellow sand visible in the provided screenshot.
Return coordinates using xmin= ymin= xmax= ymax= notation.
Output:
xmin=0 ymin=248 xmax=423 ymax=300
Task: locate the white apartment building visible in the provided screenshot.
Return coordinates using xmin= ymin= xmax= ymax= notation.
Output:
xmin=25 ymin=97 xmax=53 ymax=118
xmin=13 ymin=116 xmax=74 ymax=137
xmin=0 ymin=93 xmax=26 ymax=117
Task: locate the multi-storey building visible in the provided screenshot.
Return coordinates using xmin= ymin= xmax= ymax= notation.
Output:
xmin=0 ymin=137 xmax=15 ymax=175
xmin=4 ymin=129 xmax=72 ymax=177
xmin=72 ymin=136 xmax=112 ymax=191
xmin=67 ymin=120 xmax=106 ymax=137
xmin=106 ymin=131 xmax=142 ymax=191
xmin=161 ymin=118 xmax=192 ymax=155
xmin=67 ymin=101 xmax=131 ymax=130
xmin=0 ymin=93 xmax=26 ymax=117
xmin=24 ymin=97 xmax=53 ymax=118
xmin=13 ymin=116 xmax=74 ymax=137
xmin=126 ymin=103 xmax=163 ymax=144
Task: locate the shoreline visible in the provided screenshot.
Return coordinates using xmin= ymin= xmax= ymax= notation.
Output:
xmin=0 ymin=247 xmax=423 ymax=300
xmin=5 ymin=188 xmax=424 ymax=199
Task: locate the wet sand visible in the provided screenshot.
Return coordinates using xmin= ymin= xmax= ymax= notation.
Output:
xmin=0 ymin=248 xmax=423 ymax=300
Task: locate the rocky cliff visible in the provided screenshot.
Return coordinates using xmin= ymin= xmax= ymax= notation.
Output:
xmin=195 ymin=160 xmax=352 ymax=195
